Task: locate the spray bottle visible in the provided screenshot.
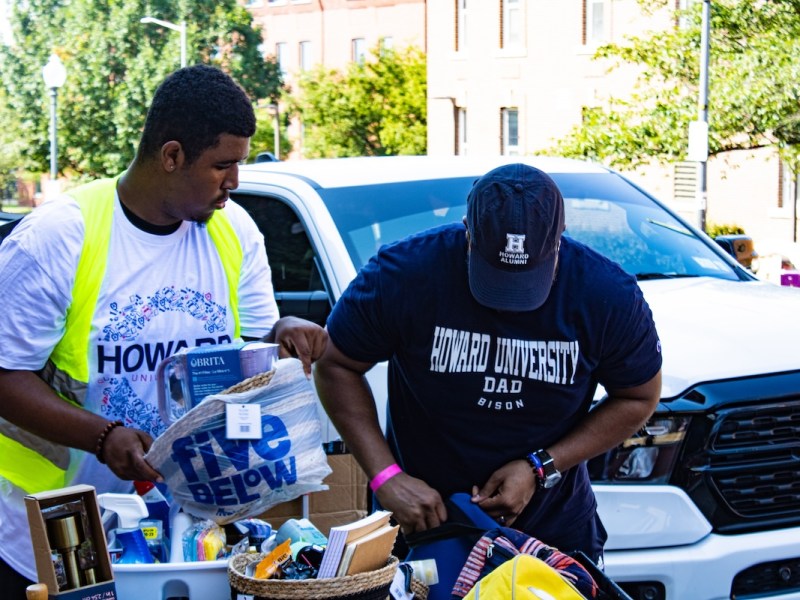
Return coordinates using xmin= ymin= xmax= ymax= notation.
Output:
xmin=134 ymin=480 xmax=171 ymax=561
xmin=97 ymin=493 xmax=154 ymax=565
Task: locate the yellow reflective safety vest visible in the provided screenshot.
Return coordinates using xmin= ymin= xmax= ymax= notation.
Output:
xmin=0 ymin=176 xmax=243 ymax=493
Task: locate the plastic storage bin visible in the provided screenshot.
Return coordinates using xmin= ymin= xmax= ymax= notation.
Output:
xmin=112 ymin=559 xmax=229 ymax=600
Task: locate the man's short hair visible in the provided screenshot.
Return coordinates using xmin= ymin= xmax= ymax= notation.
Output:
xmin=138 ymin=64 xmax=256 ymax=165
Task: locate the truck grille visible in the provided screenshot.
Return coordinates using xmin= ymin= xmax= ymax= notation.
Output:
xmin=699 ymin=400 xmax=800 ymax=528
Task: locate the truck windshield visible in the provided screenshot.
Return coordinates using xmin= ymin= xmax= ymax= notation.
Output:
xmin=318 ymin=172 xmax=739 ymax=281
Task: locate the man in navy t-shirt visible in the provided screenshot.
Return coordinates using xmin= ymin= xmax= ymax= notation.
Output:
xmin=314 ymin=163 xmax=662 ymax=564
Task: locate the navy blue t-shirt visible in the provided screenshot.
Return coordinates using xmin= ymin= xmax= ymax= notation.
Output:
xmin=326 ymin=223 xmax=661 ymax=546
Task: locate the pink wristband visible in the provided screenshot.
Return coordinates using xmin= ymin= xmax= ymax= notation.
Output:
xmin=370 ymin=463 xmax=402 ymax=492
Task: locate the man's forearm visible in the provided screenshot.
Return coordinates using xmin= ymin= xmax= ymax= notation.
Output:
xmin=546 ymin=371 xmax=662 ymax=473
xmin=314 ymin=362 xmax=396 ymax=479
xmin=0 ymin=369 xmax=109 ymax=452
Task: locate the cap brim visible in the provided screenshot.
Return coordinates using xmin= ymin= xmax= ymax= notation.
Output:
xmin=468 ymin=248 xmax=557 ymax=312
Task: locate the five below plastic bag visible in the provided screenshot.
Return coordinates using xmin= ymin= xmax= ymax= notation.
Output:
xmin=145 ymin=358 xmax=332 ymax=524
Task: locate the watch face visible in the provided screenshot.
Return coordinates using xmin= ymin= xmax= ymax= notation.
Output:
xmin=535 ymin=450 xmax=561 ymax=489
xmin=542 ymin=471 xmax=562 ymax=488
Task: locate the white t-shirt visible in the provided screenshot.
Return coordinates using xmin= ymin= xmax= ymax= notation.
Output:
xmin=0 ymin=191 xmax=279 ymax=579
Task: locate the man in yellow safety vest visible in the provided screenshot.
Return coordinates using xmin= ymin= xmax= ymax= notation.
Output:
xmin=0 ymin=64 xmax=327 ymax=596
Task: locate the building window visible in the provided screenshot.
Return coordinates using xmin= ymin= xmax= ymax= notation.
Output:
xmin=352 ymin=38 xmax=366 ymax=64
xmin=456 ymin=0 xmax=467 ymax=52
xmin=673 ymin=161 xmax=698 ymax=203
xmin=457 ymin=108 xmax=468 ymax=155
xmin=583 ymin=0 xmax=605 ymax=46
xmin=299 ymin=41 xmax=312 ymax=71
xmin=501 ymin=108 xmax=519 ymax=156
xmin=276 ymin=42 xmax=288 ymax=76
xmin=381 ymin=37 xmax=394 ymax=53
xmin=501 ymin=0 xmax=523 ymax=50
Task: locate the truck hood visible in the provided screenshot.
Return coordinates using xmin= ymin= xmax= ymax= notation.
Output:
xmin=639 ymin=277 xmax=800 ymax=398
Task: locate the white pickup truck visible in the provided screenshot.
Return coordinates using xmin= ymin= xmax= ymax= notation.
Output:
xmin=233 ymin=155 xmax=800 ymax=600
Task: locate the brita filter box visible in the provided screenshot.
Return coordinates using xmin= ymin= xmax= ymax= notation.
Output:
xmin=157 ymin=341 xmax=279 ymax=425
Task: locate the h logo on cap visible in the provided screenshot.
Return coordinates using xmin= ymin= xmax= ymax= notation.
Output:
xmin=505 ymin=234 xmax=526 ymax=254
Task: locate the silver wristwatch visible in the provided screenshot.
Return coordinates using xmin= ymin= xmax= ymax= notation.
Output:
xmin=527 ymin=449 xmax=562 ymax=489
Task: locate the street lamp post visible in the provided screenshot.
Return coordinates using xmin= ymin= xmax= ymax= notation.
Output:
xmin=269 ymin=104 xmax=280 ymax=160
xmin=140 ymin=16 xmax=187 ymax=68
xmin=41 ymin=53 xmax=67 ymax=192
xmin=695 ymin=1 xmax=711 ymax=233
xmin=687 ymin=1 xmax=710 ymax=232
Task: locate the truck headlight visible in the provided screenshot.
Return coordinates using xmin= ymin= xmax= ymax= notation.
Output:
xmin=595 ymin=416 xmax=691 ymax=483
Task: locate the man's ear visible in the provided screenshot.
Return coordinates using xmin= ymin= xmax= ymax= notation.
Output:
xmin=160 ymin=140 xmax=183 ymax=173
xmin=463 ymin=217 xmax=471 ymax=248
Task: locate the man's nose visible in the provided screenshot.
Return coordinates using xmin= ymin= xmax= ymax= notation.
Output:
xmin=223 ymin=164 xmax=239 ymax=190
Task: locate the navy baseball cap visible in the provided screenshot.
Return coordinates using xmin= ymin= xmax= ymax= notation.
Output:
xmin=466 ymin=163 xmax=565 ymax=312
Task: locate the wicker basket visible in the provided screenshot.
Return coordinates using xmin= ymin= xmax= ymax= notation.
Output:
xmin=410 ymin=577 xmax=429 ymax=599
xmin=228 ymin=554 xmax=400 ymax=600
xmin=221 ymin=369 xmax=276 ymax=394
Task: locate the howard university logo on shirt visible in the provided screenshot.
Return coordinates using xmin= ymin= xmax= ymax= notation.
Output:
xmin=498 ymin=233 xmax=529 ymax=266
xmin=429 ymin=326 xmax=580 ymax=412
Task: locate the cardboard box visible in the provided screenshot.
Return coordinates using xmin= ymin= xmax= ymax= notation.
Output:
xmin=258 ymin=453 xmax=369 ymax=535
xmin=25 ymin=484 xmax=117 ymax=599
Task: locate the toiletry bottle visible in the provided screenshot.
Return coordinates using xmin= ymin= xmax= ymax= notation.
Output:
xmin=170 ymin=510 xmax=194 ymax=563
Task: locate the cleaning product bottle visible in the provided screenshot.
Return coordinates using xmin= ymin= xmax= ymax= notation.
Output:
xmin=134 ymin=480 xmax=171 ymax=561
xmin=97 ymin=493 xmax=154 ymax=564
xmin=169 ymin=510 xmax=194 ymax=563
xmin=134 ymin=481 xmax=172 ymax=539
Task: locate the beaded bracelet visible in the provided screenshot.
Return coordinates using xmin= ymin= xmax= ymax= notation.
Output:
xmin=525 ymin=452 xmax=546 ymax=487
xmin=95 ymin=420 xmax=124 ymax=464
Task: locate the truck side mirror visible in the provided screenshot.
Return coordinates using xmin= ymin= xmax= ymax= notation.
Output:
xmin=714 ymin=234 xmax=757 ymax=269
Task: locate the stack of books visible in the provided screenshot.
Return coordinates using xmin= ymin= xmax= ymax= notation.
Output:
xmin=317 ymin=510 xmax=399 ymax=578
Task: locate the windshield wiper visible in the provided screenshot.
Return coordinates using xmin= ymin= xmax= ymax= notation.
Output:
xmin=645 ymin=219 xmax=695 ymax=237
xmin=635 ymin=273 xmax=701 ymax=280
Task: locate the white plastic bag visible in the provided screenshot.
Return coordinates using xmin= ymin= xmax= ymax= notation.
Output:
xmin=145 ymin=358 xmax=332 ymax=524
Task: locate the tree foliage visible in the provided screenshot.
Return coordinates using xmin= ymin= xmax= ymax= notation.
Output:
xmin=549 ymin=0 xmax=800 ymax=170
xmin=289 ymin=44 xmax=427 ymax=157
xmin=0 ymin=0 xmax=281 ymax=180
xmin=248 ymin=105 xmax=292 ymax=163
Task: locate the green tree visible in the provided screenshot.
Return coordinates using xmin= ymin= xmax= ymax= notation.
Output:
xmin=248 ymin=104 xmax=292 ymax=162
xmin=0 ymin=0 xmax=282 ymax=181
xmin=549 ymin=0 xmax=800 ymax=169
xmin=289 ymin=44 xmax=427 ymax=157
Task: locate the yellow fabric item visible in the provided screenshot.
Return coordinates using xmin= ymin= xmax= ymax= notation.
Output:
xmin=464 ymin=554 xmax=586 ymax=600
xmin=206 ymin=208 xmax=243 ymax=340
xmin=50 ymin=177 xmax=118 ymax=382
xmin=0 ymin=176 xmax=243 ymax=494
xmin=0 ymin=433 xmax=66 ymax=494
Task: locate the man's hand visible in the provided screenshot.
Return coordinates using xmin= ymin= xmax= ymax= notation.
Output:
xmin=101 ymin=425 xmax=163 ymax=482
xmin=470 ymin=459 xmax=537 ymax=527
xmin=268 ymin=316 xmax=328 ymax=376
xmin=374 ymin=472 xmax=448 ymax=534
